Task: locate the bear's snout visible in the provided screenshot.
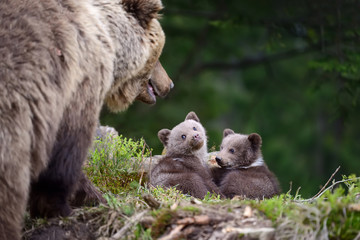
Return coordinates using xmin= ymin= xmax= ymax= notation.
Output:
xmin=215 ymin=156 xmax=222 ymax=165
xmin=190 ymin=133 xmax=204 ymax=150
xmin=192 ymin=133 xmax=201 ymax=140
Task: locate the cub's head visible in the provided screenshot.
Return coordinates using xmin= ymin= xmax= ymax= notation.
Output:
xmin=215 ymin=129 xmax=263 ymax=169
xmin=158 ymin=112 xmax=207 ymax=158
xmin=105 ymin=0 xmax=173 ymax=112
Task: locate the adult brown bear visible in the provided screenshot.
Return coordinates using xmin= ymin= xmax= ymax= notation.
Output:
xmin=0 ymin=0 xmax=172 ymax=239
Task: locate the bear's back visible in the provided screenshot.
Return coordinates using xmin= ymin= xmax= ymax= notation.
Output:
xmin=220 ymin=166 xmax=280 ymax=199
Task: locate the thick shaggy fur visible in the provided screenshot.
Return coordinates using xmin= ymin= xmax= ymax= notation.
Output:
xmin=150 ymin=112 xmax=223 ymax=199
xmin=212 ymin=129 xmax=281 ymax=199
xmin=0 ymin=0 xmax=171 ymax=239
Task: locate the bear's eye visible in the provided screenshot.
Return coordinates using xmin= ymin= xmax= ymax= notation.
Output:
xmin=181 ymin=135 xmax=186 ymax=140
xmin=193 ymin=127 xmax=197 ymax=131
xmin=229 ymin=148 xmax=235 ymax=154
xmin=220 ymin=145 xmax=223 ymax=150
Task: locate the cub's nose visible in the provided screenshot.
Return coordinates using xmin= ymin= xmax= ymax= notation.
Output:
xmin=193 ymin=133 xmax=200 ymax=140
xmin=215 ymin=156 xmax=222 ymax=165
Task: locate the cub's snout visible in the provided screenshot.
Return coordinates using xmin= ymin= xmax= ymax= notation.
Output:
xmin=215 ymin=156 xmax=222 ymax=165
xmin=190 ymin=133 xmax=204 ymax=150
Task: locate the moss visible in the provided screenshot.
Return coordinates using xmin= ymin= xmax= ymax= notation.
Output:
xmin=180 ymin=206 xmax=201 ymax=214
xmin=150 ymin=209 xmax=177 ymax=238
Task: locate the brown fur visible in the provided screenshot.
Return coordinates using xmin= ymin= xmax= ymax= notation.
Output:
xmin=70 ymin=172 xmax=106 ymax=207
xmin=150 ymin=112 xmax=223 ymax=199
xmin=212 ymin=129 xmax=281 ymax=199
xmin=0 ymin=0 xmax=170 ymax=239
xmin=70 ymin=125 xmax=118 ymax=207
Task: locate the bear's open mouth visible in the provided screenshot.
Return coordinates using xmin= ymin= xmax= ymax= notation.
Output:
xmin=148 ymin=79 xmax=158 ymax=95
xmin=146 ymin=79 xmax=157 ymax=103
xmin=135 ymin=79 xmax=159 ymax=104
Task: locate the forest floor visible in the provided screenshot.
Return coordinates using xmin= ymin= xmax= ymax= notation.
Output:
xmin=22 ymin=136 xmax=360 ymax=240
xmin=23 ymin=196 xmax=276 ymax=240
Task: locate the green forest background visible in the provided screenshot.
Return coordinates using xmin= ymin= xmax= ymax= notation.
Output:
xmin=100 ymin=0 xmax=360 ymax=198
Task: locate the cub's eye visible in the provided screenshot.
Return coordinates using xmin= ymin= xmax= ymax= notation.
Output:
xmin=181 ymin=135 xmax=186 ymax=139
xmin=193 ymin=127 xmax=197 ymax=131
xmin=220 ymin=145 xmax=223 ymax=150
xmin=229 ymin=148 xmax=235 ymax=154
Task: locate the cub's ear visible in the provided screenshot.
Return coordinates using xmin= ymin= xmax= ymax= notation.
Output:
xmin=158 ymin=129 xmax=171 ymax=146
xmin=185 ymin=111 xmax=200 ymax=122
xmin=223 ymin=128 xmax=235 ymax=138
xmin=122 ymin=0 xmax=163 ymax=29
xmin=248 ymin=133 xmax=262 ymax=150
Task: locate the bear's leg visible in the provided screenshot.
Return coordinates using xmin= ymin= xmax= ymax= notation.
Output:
xmin=0 ymin=129 xmax=32 ymax=239
xmin=29 ymin=102 xmax=99 ymax=218
xmin=70 ymin=171 xmax=106 ymax=207
xmin=220 ymin=172 xmax=248 ymax=199
xmin=0 ymin=160 xmax=31 ymax=240
xmin=167 ymin=173 xmax=210 ymax=199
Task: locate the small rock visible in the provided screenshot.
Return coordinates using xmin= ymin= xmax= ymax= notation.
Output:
xmin=243 ymin=206 xmax=253 ymax=218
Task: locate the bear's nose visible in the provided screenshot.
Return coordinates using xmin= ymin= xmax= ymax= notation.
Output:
xmin=193 ymin=134 xmax=200 ymax=140
xmin=215 ymin=156 xmax=222 ymax=164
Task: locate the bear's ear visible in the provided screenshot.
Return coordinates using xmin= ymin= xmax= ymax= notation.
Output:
xmin=122 ymin=0 xmax=163 ymax=29
xmin=248 ymin=133 xmax=262 ymax=150
xmin=185 ymin=111 xmax=200 ymax=122
xmin=158 ymin=129 xmax=171 ymax=146
xmin=223 ymin=128 xmax=235 ymax=138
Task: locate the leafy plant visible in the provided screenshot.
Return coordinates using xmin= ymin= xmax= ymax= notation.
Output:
xmin=85 ymin=135 xmax=152 ymax=194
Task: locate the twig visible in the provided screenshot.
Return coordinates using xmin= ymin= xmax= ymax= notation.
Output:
xmin=158 ymin=224 xmax=185 ymax=240
xmin=138 ymin=141 xmax=151 ymax=193
xmin=297 ymin=177 xmax=360 ymax=202
xmin=314 ymin=177 xmax=360 ymax=200
xmin=110 ymin=210 xmax=148 ymax=239
xmin=143 ymin=194 xmax=161 ymax=209
xmin=310 ymin=166 xmax=341 ymax=201
xmin=286 ymin=181 xmax=293 ymax=195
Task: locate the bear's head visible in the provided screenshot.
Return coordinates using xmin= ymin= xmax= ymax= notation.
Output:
xmin=158 ymin=112 xmax=208 ymax=162
xmin=215 ymin=129 xmax=264 ymax=169
xmin=105 ymin=0 xmax=173 ymax=112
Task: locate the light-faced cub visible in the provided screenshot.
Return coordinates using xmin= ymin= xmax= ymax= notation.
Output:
xmin=150 ymin=112 xmax=223 ymax=199
xmin=212 ymin=129 xmax=281 ymax=199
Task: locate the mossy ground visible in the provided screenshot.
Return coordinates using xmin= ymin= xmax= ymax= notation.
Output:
xmin=23 ymin=136 xmax=360 ymax=239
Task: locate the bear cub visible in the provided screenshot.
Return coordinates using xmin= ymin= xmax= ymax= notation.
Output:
xmin=150 ymin=112 xmax=223 ymax=199
xmin=212 ymin=129 xmax=281 ymax=199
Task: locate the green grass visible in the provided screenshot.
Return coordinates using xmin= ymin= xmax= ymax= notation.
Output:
xmin=85 ymin=135 xmax=151 ymax=194
xmin=251 ymin=176 xmax=360 ymax=239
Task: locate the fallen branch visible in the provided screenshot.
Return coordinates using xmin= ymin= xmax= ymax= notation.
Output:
xmin=176 ymin=215 xmax=210 ymax=225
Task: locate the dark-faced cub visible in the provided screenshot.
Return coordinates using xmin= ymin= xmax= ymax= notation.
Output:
xmin=150 ymin=112 xmax=222 ymax=199
xmin=212 ymin=129 xmax=281 ymax=199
